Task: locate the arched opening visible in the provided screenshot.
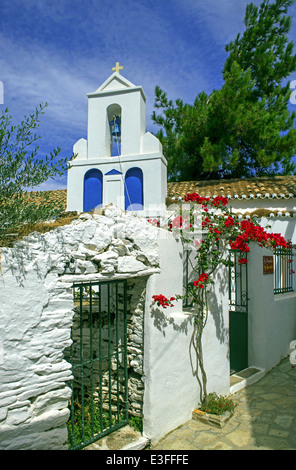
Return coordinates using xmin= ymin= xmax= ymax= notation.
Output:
xmin=124 ymin=167 xmax=143 ymax=211
xmin=83 ymin=169 xmax=103 ymax=212
xmin=107 ymin=104 xmax=122 ymax=157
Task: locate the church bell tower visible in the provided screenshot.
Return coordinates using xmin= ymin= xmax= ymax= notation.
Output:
xmin=66 ymin=63 xmax=167 ymax=217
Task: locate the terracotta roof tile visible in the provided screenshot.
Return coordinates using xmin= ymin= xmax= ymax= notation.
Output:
xmin=167 ymin=176 xmax=296 ymax=201
xmin=26 ymin=189 xmax=68 ymax=209
xmin=26 ymin=176 xmax=296 ymax=213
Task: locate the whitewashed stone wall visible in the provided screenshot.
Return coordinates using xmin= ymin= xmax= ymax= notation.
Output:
xmin=0 ymin=206 xmax=160 ymax=450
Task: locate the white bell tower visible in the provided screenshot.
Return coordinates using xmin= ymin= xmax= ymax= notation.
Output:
xmin=66 ymin=63 xmax=167 ymax=217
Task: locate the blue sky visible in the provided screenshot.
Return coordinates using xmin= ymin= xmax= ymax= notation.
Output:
xmin=1 ymin=0 xmax=296 ymax=190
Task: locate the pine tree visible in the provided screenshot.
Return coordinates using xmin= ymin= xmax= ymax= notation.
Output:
xmin=152 ymin=0 xmax=296 ymax=181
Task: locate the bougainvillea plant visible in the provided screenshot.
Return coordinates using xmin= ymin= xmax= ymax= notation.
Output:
xmin=151 ymin=193 xmax=292 ymax=404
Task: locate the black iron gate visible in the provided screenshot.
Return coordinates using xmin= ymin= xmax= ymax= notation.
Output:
xmin=229 ymin=252 xmax=249 ymax=374
xmin=66 ymin=279 xmax=129 ymax=450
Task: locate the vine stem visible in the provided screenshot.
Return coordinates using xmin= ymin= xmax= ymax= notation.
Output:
xmin=192 ymin=288 xmax=209 ymax=404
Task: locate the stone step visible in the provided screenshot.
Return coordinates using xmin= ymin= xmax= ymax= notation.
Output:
xmin=83 ymin=425 xmax=150 ymax=450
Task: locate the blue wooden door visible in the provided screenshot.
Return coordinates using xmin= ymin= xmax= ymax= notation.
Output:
xmin=83 ymin=169 xmax=103 ymax=212
xmin=124 ymin=167 xmax=143 ymax=211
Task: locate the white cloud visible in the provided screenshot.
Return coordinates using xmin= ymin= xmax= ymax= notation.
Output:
xmin=1 ymin=0 xmax=295 ymax=170
xmin=0 ymin=35 xmax=90 ymax=126
xmin=30 ymin=176 xmax=67 ymax=192
xmin=173 ymin=0 xmax=264 ymax=44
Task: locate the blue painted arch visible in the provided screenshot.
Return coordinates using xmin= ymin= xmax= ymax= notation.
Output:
xmin=124 ymin=167 xmax=144 ymax=211
xmin=83 ymin=169 xmax=103 ymax=212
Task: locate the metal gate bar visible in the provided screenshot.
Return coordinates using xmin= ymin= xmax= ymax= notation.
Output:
xmin=229 ymin=251 xmax=248 ymax=310
xmin=229 ymin=251 xmax=248 ymax=374
xmin=274 ymin=248 xmax=294 ymax=294
xmin=67 ymin=279 xmax=128 ymax=450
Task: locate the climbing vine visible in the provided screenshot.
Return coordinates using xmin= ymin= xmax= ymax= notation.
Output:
xmin=151 ymin=193 xmax=292 ymax=405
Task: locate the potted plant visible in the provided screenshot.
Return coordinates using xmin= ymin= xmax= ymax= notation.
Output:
xmin=193 ymin=392 xmax=237 ymax=428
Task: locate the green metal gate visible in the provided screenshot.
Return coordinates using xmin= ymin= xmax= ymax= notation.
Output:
xmin=66 ymin=279 xmax=129 ymax=450
xmin=229 ymin=252 xmax=248 ymax=374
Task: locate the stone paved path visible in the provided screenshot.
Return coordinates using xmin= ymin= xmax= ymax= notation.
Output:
xmin=151 ymin=357 xmax=296 ymax=450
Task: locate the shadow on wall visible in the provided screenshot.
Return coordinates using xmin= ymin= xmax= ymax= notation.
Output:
xmin=0 ymin=226 xmax=78 ymax=287
xmin=150 ymin=303 xmax=194 ymax=337
xmin=149 ymin=247 xmax=230 ymax=405
xmin=209 ymin=260 xmax=230 ymax=347
xmin=150 ymin=302 xmax=206 ymax=404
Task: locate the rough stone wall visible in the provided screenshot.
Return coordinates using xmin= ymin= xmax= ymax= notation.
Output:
xmin=66 ymin=276 xmax=146 ymax=421
xmin=0 ymin=206 xmax=160 ymax=450
xmin=126 ymin=277 xmax=146 ymax=416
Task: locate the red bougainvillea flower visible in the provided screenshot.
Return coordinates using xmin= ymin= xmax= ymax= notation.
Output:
xmin=212 ymin=196 xmax=229 ymax=207
xmin=194 ymin=239 xmax=203 ymax=248
xmin=184 ymin=193 xmax=210 ymax=205
xmin=152 ymin=294 xmax=175 ymax=308
xmin=172 ymin=216 xmax=184 ymax=228
xmin=230 ymin=234 xmax=250 ymax=253
xmin=202 ymin=217 xmax=212 ymax=227
xmin=238 ymin=219 xmax=288 ymax=248
xmin=147 ymin=218 xmax=160 ymax=227
xmin=152 ymin=193 xmax=293 ymax=311
xmin=267 ymin=233 xmax=287 ymax=248
xmin=224 ymin=216 xmax=235 ymax=227
xmin=194 ymin=273 xmax=209 ymax=288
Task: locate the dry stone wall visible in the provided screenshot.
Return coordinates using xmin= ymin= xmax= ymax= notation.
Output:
xmin=0 ymin=205 xmax=160 ymax=450
xmin=126 ymin=277 xmax=146 ymax=416
xmin=66 ymin=276 xmax=146 ymax=421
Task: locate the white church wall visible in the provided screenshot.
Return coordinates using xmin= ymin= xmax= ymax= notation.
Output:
xmin=67 ymin=71 xmax=167 ymax=217
xmin=247 ymin=243 xmax=296 ymax=372
xmin=87 ymin=87 xmax=145 ymax=159
xmin=73 ymin=138 xmax=87 ymax=160
xmin=141 ymin=131 xmax=162 ymax=154
xmin=228 ymin=197 xmax=296 ymax=216
xmin=142 ymin=237 xmax=230 ymax=443
xmin=226 ymin=195 xmax=296 ymax=250
xmin=259 ymin=216 xmax=296 ymax=245
xmin=66 ymin=163 xmax=85 ymax=212
xmin=67 ymin=153 xmax=167 ymax=214
xmin=87 ymin=95 xmax=110 ymax=160
xmin=201 ymin=259 xmax=231 ymax=398
xmin=143 ymin=235 xmax=197 ymax=443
